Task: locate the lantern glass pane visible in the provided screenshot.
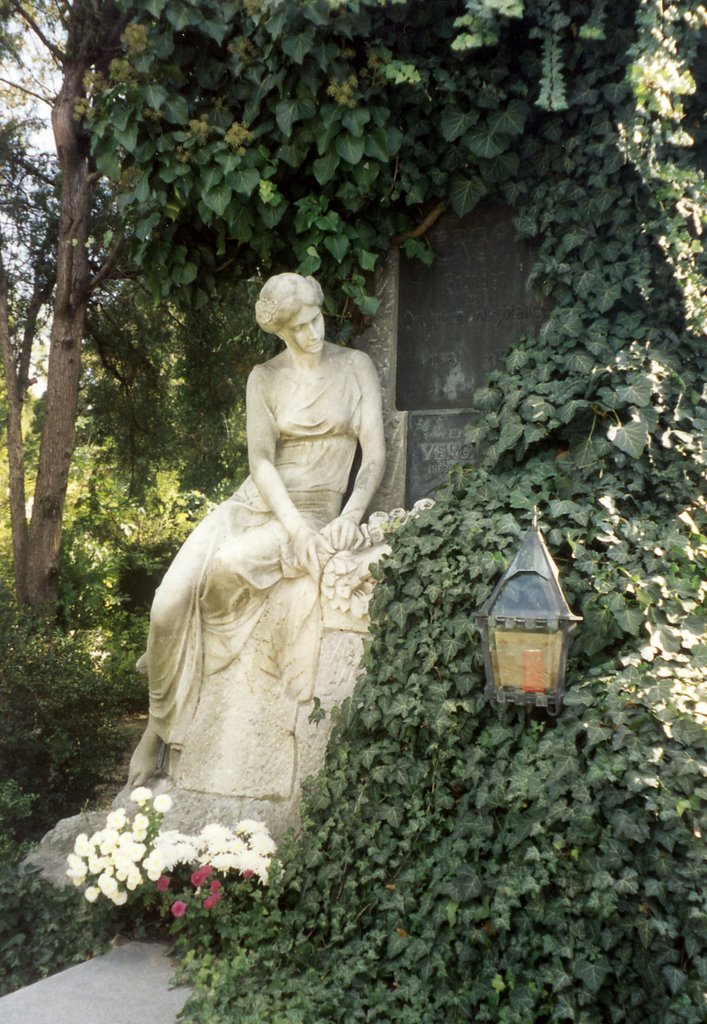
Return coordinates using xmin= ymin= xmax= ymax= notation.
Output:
xmin=493 ymin=573 xmax=558 ymax=618
xmin=490 ymin=629 xmax=564 ymax=695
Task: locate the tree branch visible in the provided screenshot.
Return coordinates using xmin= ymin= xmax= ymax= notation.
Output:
xmin=0 ymin=76 xmax=54 ymax=106
xmin=88 ymin=230 xmax=124 ymax=293
xmin=393 ymin=204 xmax=445 ymax=244
xmin=8 ymin=0 xmax=66 ymax=63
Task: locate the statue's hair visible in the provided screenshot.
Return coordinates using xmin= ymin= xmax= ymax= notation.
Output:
xmin=255 ymin=273 xmax=324 ymax=334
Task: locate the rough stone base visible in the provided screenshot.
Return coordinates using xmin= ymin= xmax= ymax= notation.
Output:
xmin=26 ymin=628 xmax=365 ymax=888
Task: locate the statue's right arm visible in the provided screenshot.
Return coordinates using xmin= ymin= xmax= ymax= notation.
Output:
xmin=245 ymin=367 xmax=323 ymax=576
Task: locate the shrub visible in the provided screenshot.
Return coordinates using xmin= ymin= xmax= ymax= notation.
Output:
xmin=0 ymin=587 xmax=128 ymax=844
xmin=0 ymin=863 xmax=115 ymax=996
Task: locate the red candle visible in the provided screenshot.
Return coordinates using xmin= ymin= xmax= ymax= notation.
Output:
xmin=522 ymin=649 xmax=545 ymax=692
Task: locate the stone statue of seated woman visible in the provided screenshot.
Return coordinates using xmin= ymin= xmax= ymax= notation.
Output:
xmin=126 ymin=273 xmax=388 ymax=826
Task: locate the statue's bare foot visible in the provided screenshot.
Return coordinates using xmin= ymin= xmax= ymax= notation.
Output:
xmin=127 ymin=724 xmax=162 ymax=787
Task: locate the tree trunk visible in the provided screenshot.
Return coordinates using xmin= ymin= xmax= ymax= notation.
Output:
xmin=0 ymin=248 xmax=30 ymax=604
xmin=24 ymin=62 xmax=91 ymax=612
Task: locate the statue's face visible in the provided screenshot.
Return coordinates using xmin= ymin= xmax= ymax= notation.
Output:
xmin=281 ymin=303 xmax=324 ymax=355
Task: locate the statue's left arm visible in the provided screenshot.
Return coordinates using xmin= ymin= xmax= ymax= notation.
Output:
xmin=322 ymin=351 xmax=386 ymax=551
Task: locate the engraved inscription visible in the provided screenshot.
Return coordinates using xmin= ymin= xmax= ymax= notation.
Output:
xmin=406 ymin=411 xmax=475 ymax=504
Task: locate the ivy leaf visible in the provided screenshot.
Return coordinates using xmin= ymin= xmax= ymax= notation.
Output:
xmin=275 ymin=97 xmax=316 ymax=138
xmin=449 ymin=174 xmax=486 ymax=217
xmin=202 ymin=183 xmax=232 ymax=217
xmin=616 ymin=376 xmax=652 ymax=408
xmin=488 ymin=99 xmax=529 ymax=135
xmin=464 ymin=124 xmax=506 ymax=159
xmin=163 ymin=94 xmax=189 ymax=125
xmin=364 ymin=127 xmax=392 ymax=162
xmin=143 ymin=83 xmax=168 ymax=109
xmin=342 ymin=107 xmax=371 ymax=138
xmin=479 ymin=151 xmax=520 ymax=183
xmin=662 ymin=966 xmax=688 ymax=995
xmin=313 ymin=152 xmax=340 ymax=185
xmin=335 ymin=134 xmax=365 ymax=165
xmin=229 ymin=168 xmax=260 ymax=197
xmin=323 ymin=234 xmax=349 ymax=262
xmin=607 ymin=416 xmax=649 ymax=458
xmin=113 ymin=122 xmax=138 ymax=152
xmin=574 ymin=958 xmax=610 ymax=994
xmin=281 ymin=28 xmax=316 ymax=64
xmin=440 ymin=107 xmax=477 ymax=142
xmin=596 ymin=282 xmax=622 ymax=313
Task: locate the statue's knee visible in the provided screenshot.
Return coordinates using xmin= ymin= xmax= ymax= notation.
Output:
xmin=206 ymin=541 xmax=248 ymax=589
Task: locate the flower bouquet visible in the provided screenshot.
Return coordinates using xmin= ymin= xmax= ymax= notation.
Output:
xmin=67 ymin=787 xmax=277 ymax=952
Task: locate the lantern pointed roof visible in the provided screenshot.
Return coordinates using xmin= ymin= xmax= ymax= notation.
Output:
xmin=477 ymin=521 xmax=581 ymax=622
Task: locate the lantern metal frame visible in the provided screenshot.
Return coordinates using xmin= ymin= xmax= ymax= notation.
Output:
xmin=473 ymin=515 xmax=581 ymax=710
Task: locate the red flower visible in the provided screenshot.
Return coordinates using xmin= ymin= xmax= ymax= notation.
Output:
xmin=242 ymin=869 xmax=254 ymax=879
xmin=171 ymin=900 xmax=187 ymax=918
xmin=191 ymin=864 xmax=214 ymax=888
xmin=209 ymin=880 xmax=222 ymax=894
xmin=156 ymin=875 xmax=171 ymax=892
xmin=203 ymin=892 xmax=223 ymax=911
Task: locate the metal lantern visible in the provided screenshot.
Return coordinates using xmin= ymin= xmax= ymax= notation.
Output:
xmin=473 ymin=515 xmax=581 ymax=710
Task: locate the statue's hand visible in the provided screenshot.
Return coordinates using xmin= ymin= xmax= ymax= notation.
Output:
xmin=292 ymin=522 xmax=328 ymax=577
xmin=321 ymin=514 xmax=364 ymax=553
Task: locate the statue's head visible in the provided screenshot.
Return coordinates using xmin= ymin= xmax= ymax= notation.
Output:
xmin=255 ymin=273 xmax=324 ymax=336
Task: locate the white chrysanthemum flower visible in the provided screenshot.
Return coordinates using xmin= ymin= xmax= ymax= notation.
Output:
xmin=67 ymin=853 xmax=87 ymax=875
xmin=153 ymin=793 xmax=173 ymax=814
xmin=106 ymin=808 xmax=127 ymax=830
xmin=99 ymin=828 xmax=120 ymax=855
xmin=235 ymin=819 xmax=268 ymax=836
xmin=88 ymin=855 xmax=108 ymax=875
xmin=133 ymin=813 xmax=149 ymax=831
xmin=199 ymin=823 xmax=231 ymax=848
xmin=210 ymin=852 xmax=240 ymax=872
xmin=84 ymin=886 xmax=99 ymax=903
xmin=250 ymin=832 xmax=276 ymax=857
xmin=145 ymin=861 xmax=162 ymax=882
xmin=237 ymin=848 xmax=269 ymax=881
xmin=130 ymin=786 xmax=153 ymax=804
xmin=98 ymin=873 xmax=118 ymax=898
xmin=126 ymin=868 xmax=142 ymax=891
xmin=112 ymin=890 xmax=128 ymax=906
xmin=73 ymin=833 xmax=93 ymax=857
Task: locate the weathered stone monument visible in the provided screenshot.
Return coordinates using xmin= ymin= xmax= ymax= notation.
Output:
xmin=30 ymin=209 xmax=547 ymax=880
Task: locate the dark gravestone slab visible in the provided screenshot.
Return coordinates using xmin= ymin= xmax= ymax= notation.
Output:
xmin=406 ymin=410 xmax=475 ymax=501
xmin=396 ymin=204 xmax=547 ymax=503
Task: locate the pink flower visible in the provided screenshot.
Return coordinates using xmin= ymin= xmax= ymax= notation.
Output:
xmin=171 ymin=900 xmax=187 ymax=918
xmin=191 ymin=864 xmax=214 ymax=888
xmin=242 ymin=869 xmax=254 ymax=880
xmin=203 ymin=892 xmax=223 ymax=910
xmin=209 ymin=880 xmax=222 ymax=894
xmin=156 ymin=875 xmax=171 ymax=892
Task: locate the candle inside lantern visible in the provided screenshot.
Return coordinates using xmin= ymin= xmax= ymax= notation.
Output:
xmin=522 ymin=648 xmax=546 ymax=692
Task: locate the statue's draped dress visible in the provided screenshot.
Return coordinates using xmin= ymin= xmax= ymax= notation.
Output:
xmin=145 ymin=349 xmax=364 ymax=753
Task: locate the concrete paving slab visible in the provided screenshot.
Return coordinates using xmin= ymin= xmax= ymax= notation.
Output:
xmin=0 ymin=940 xmax=191 ymax=1024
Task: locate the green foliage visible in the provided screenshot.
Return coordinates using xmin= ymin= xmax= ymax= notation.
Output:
xmin=0 ymin=588 xmax=128 ymax=844
xmin=0 ymin=864 xmax=114 ymax=996
xmin=82 ymin=276 xmax=275 ymax=498
xmin=83 ymin=0 xmax=706 ymax=337
xmin=84 ymin=0 xmax=545 ymax=316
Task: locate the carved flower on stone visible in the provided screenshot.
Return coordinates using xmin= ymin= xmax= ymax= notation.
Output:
xmin=321 ymin=553 xmax=377 ymax=621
